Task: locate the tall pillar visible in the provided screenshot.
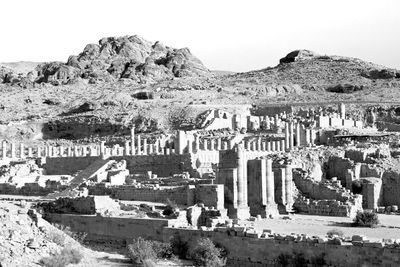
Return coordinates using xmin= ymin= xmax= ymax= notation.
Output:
xmin=143 ymin=139 xmax=148 ymax=155
xmin=11 ymin=143 xmax=16 ymax=158
xmin=177 ymin=130 xmax=186 ymax=154
xmin=310 ymin=129 xmax=315 ymax=146
xmin=194 ymin=136 xmax=200 ymax=152
xmin=289 ymin=122 xmax=294 ymax=150
xmin=285 ymin=122 xmax=290 ymax=150
xmin=305 ymin=128 xmax=311 ymax=146
xmin=265 ymin=116 xmax=271 ymax=130
xmin=261 ymin=141 xmax=266 ymax=151
xmin=67 ymin=146 xmax=72 ymax=157
xmin=149 ymin=143 xmax=154 ymax=155
xmin=271 ymin=141 xmax=276 ymax=151
xmin=124 ymin=141 xmax=130 ymax=156
xmin=280 ymin=140 xmax=285 ymax=152
xmin=296 ymin=123 xmax=301 ymax=147
xmin=187 ymin=140 xmax=192 ymax=154
xmin=210 ymin=139 xmax=215 ymax=151
xmin=59 ymin=146 xmax=64 ymax=157
xmin=285 ymin=165 xmax=294 ymax=212
xmin=2 ymin=141 xmax=7 ymax=159
xmin=137 ymin=135 xmax=141 ymax=155
xmin=216 ymin=139 xmax=222 ymax=151
xmin=203 ymin=139 xmax=208 ymax=151
xmin=130 ymin=128 xmax=135 ymax=155
xmin=339 ymin=103 xmax=345 ymax=119
xmin=265 ymin=159 xmax=279 ymax=217
xmin=37 ymin=147 xmax=42 ymax=158
xmin=222 ymin=141 xmax=228 ymax=150
xmin=267 ymin=141 xmax=271 ymax=151
xmin=235 ymin=143 xmax=250 ymax=219
xmin=20 ymin=143 xmax=25 ymax=158
xmin=28 ymin=147 xmax=33 ymax=158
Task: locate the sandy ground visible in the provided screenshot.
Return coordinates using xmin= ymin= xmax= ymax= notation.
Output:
xmin=250 ymin=214 xmax=400 ymax=241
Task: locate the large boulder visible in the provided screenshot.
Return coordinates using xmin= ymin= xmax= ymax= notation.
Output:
xmin=279 ymin=50 xmax=319 ymax=64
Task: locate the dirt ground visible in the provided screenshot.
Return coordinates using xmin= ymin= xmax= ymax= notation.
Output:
xmin=250 ymin=214 xmax=400 ymax=241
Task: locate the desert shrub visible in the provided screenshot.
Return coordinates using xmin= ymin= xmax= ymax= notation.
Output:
xmin=326 ymin=228 xmax=344 ymax=237
xmin=127 ymin=237 xmax=157 ymax=264
xmin=352 ymin=180 xmax=363 ymax=194
xmin=163 ymin=199 xmax=178 ymax=216
xmin=170 ymin=234 xmax=189 ymax=259
xmin=52 ymin=223 xmax=87 ymax=244
xmin=189 ymin=238 xmax=225 ymax=267
xmin=276 ymin=253 xmax=291 ymax=267
xmin=152 ymin=240 xmax=174 ymax=259
xmin=40 ymin=247 xmax=83 ymax=267
xmin=47 ymin=230 xmax=66 ymax=246
xmin=353 ymin=210 xmax=380 ymax=227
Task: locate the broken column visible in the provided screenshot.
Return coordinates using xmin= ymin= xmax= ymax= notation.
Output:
xmin=285 ymin=165 xmax=294 ymax=212
xmin=265 ymin=159 xmax=279 ymax=217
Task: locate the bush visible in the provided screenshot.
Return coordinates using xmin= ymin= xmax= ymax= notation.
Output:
xmin=326 ymin=229 xmax=344 ymax=237
xmin=127 ymin=237 xmax=157 ymax=264
xmin=189 ymin=238 xmax=225 ymax=267
xmin=40 ymin=247 xmax=83 ymax=267
xmin=163 ymin=199 xmax=178 ymax=217
xmin=353 ymin=210 xmax=380 ymax=227
xmin=47 ymin=230 xmax=66 ymax=246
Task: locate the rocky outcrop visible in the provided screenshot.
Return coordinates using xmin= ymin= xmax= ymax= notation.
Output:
xmin=35 ymin=35 xmax=211 ymax=85
xmin=279 ymin=50 xmax=319 ymax=64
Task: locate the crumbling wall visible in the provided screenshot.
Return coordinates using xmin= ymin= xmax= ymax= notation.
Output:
xmin=111 ymin=186 xmax=189 ymax=205
xmin=326 ymin=156 xmax=354 ymax=187
xmin=382 ymin=170 xmax=400 ymax=206
xmin=194 ymin=184 xmax=224 ymax=210
xmin=44 ymin=154 xmax=195 ymax=177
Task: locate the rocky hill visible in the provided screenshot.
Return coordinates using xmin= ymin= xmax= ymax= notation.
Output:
xmin=219 ymin=49 xmax=400 ymax=95
xmin=1 ymin=35 xmax=211 ymax=87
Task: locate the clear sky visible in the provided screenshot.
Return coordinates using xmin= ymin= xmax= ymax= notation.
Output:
xmin=1 ymin=0 xmax=399 ymax=72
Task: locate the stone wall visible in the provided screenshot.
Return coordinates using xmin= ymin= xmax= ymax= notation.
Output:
xmin=163 ymin=228 xmax=400 ymax=267
xmin=44 ymin=213 xmax=400 ymax=266
xmin=111 ymin=186 xmax=190 ymax=205
xmin=44 ymin=213 xmax=171 ymax=242
xmin=326 ymin=156 xmax=354 ymax=187
xmin=44 ymin=154 xmax=194 ymax=177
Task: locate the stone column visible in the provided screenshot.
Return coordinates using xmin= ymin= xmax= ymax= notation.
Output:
xmin=37 ymin=147 xmax=42 ymax=158
xmin=271 ymin=141 xmax=276 ymax=151
xmin=284 ymin=122 xmax=289 ymax=150
xmin=296 ymin=123 xmax=301 ymax=147
xmin=130 ymin=128 xmax=135 ymax=155
xmin=143 ymin=138 xmax=148 ymax=155
xmin=265 ymin=159 xmax=279 ymax=217
xmin=261 ymin=141 xmax=266 ymax=151
xmin=155 ymin=141 xmax=160 ymax=155
xmin=11 ymin=143 xmax=16 ymax=158
xmin=339 ymin=103 xmax=345 ymax=119
xmin=19 ymin=143 xmax=25 ymax=158
xmin=28 ymin=147 xmax=33 ymax=158
xmin=235 ymin=143 xmax=250 ymax=219
xmin=67 ymin=146 xmax=72 ymax=157
xmin=222 ymin=141 xmax=228 ymax=150
xmin=59 ymin=146 xmax=64 ymax=157
xmin=267 ymin=141 xmax=271 ymax=151
xmin=289 ymin=122 xmax=294 ymax=150
xmin=194 ymin=136 xmax=200 ymax=152
xmin=265 ymin=116 xmax=270 ymax=130
xmin=280 ymin=140 xmax=285 ymax=152
xmin=187 ymin=140 xmax=192 ymax=154
xmin=310 ymin=129 xmax=315 ymax=146
xmin=203 ymin=139 xmax=208 ymax=151
xmin=2 ymin=141 xmax=7 ymax=159
xmin=210 ymin=139 xmax=215 ymax=151
xmin=216 ymin=139 xmax=222 ymax=151
xmin=149 ymin=143 xmax=154 ymax=155
xmin=305 ymin=128 xmax=311 ymax=146
xmin=137 ymin=135 xmax=141 ymax=155
xmin=124 ymin=141 xmax=130 ymax=156
xmin=285 ymin=165 xmax=294 ymax=212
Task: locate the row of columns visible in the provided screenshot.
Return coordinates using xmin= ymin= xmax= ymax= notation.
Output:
xmin=284 ymin=122 xmax=315 ymax=150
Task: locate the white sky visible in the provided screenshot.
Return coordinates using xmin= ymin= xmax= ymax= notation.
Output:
xmin=1 ymin=0 xmax=399 ymax=72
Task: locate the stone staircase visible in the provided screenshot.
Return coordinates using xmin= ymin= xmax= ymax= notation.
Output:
xmin=68 ymin=159 xmax=115 ymax=189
